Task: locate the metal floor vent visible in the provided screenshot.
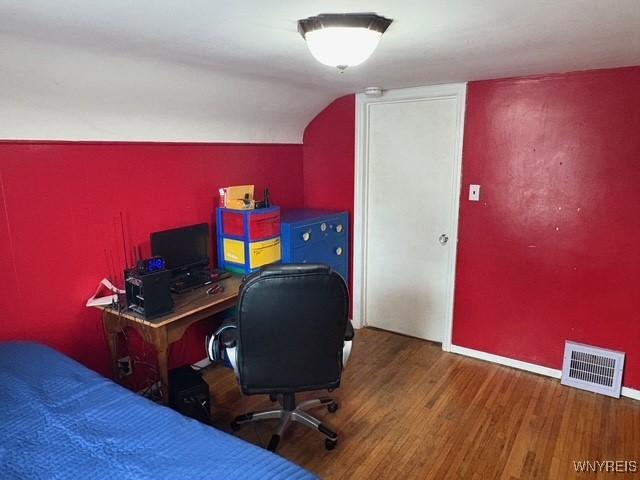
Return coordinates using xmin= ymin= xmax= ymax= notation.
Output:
xmin=561 ymin=341 xmax=625 ymax=398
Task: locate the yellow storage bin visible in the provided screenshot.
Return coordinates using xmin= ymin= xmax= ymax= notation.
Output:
xmin=223 ymin=238 xmax=246 ymax=264
xmin=221 ymin=236 xmax=281 ymax=272
xmin=249 ymin=237 xmax=281 ymax=269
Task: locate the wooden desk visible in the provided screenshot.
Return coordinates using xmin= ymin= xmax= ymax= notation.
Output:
xmin=97 ymin=276 xmax=242 ymax=404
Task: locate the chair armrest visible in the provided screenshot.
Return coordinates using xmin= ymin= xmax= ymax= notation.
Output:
xmin=344 ymin=320 xmax=355 ymax=341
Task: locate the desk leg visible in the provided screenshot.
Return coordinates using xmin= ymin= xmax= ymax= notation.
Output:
xmin=151 ymin=328 xmax=170 ymax=405
xmin=107 ymin=332 xmax=121 ymax=382
xmin=104 ymin=316 xmax=122 ymax=383
xmin=157 ymin=347 xmax=170 ymax=405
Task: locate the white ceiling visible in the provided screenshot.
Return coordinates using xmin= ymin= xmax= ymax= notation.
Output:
xmin=1 ymin=0 xmax=639 ymax=143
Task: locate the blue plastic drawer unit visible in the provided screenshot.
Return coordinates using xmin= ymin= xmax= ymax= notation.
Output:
xmin=280 ymin=209 xmax=349 ymax=282
xmin=216 ymin=206 xmax=281 ymax=275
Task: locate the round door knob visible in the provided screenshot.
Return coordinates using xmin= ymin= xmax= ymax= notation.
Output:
xmin=335 ymin=247 xmax=343 ymax=256
xmin=438 ymin=234 xmax=449 ymax=245
xmin=302 ymin=231 xmax=310 ymax=242
xmin=320 ymin=222 xmax=327 ymax=232
xmin=336 ymin=224 xmax=343 ymax=233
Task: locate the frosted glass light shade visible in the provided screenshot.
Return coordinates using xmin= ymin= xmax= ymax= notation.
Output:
xmin=298 ymin=13 xmax=392 ymax=70
xmin=304 ymin=27 xmax=383 ymax=68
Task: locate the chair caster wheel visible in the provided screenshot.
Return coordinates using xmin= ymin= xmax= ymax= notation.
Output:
xmin=327 ymin=402 xmax=338 ymax=413
xmin=269 ymin=393 xmax=278 ymax=402
xmin=325 ymin=438 xmax=338 ymax=450
xmin=230 ymin=421 xmax=241 ymax=432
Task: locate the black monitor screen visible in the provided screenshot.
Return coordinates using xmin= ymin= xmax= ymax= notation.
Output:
xmin=150 ymin=223 xmax=210 ymax=271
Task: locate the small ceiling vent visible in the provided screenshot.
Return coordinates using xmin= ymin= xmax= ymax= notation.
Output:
xmin=561 ymin=341 xmax=625 ymax=398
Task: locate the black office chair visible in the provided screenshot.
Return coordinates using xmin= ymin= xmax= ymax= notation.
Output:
xmin=206 ymin=264 xmax=354 ymax=452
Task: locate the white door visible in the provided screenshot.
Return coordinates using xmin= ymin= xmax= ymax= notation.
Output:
xmin=357 ymin=85 xmax=465 ymax=345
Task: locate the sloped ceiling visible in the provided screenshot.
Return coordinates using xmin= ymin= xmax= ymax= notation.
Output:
xmin=1 ymin=0 xmax=639 ymax=143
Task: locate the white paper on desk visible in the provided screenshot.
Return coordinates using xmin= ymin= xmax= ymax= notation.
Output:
xmin=86 ymin=278 xmax=125 ymax=307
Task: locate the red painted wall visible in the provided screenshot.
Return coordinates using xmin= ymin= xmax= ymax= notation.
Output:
xmin=5 ymin=67 xmax=639 ymax=393
xmin=300 ymin=69 xmax=640 ymax=391
xmin=0 ymin=142 xmax=303 ymax=379
xmin=302 ymin=95 xmax=355 ymax=295
xmin=453 ymin=67 xmax=640 ymax=389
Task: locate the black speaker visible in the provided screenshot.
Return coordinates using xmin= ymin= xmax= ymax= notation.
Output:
xmin=169 ymin=366 xmax=210 ymax=424
xmin=124 ymin=268 xmax=173 ymax=318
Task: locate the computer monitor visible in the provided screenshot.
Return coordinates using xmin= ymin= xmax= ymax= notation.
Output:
xmin=150 ymin=223 xmax=210 ymax=273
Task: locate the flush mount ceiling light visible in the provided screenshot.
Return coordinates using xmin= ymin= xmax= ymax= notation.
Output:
xmin=298 ymin=13 xmax=392 ymax=71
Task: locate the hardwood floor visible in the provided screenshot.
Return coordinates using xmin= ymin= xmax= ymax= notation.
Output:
xmin=203 ymin=328 xmax=640 ymax=479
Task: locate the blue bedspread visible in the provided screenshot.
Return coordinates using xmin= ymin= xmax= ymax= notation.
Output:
xmin=0 ymin=342 xmax=315 ymax=480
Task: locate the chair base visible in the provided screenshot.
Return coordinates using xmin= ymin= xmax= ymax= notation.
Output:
xmin=231 ymin=394 xmax=339 ymax=452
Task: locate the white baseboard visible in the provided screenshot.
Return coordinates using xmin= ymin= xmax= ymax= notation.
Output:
xmin=621 ymin=386 xmax=640 ymax=400
xmin=450 ymin=344 xmax=640 ymax=401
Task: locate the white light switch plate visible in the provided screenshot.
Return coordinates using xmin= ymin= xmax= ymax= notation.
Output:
xmin=469 ymin=184 xmax=480 ymax=201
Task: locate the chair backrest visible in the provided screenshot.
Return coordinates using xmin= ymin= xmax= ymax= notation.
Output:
xmin=236 ymin=264 xmax=349 ymax=395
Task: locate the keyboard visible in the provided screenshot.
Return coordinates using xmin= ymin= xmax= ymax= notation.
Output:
xmin=170 ymin=269 xmax=232 ymax=294
xmin=170 ymin=269 xmax=213 ymax=293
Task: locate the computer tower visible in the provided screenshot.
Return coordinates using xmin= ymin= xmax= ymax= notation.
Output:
xmin=169 ymin=366 xmax=211 ymax=424
xmin=124 ymin=269 xmax=173 ymax=318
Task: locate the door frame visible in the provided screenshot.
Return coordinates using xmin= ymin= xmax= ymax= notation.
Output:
xmin=352 ymin=83 xmax=467 ymax=351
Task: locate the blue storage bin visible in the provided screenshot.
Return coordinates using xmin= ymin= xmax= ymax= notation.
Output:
xmin=216 ymin=207 xmax=281 ymax=274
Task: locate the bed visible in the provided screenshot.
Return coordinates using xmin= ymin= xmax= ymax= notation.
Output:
xmin=0 ymin=342 xmax=316 ymax=480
